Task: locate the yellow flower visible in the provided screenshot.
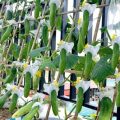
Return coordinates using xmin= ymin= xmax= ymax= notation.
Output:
xmin=73 ymin=77 xmax=81 ymax=86
xmin=82 ymin=0 xmax=87 ymax=7
xmin=116 ymin=73 xmax=120 ymax=78
xmin=36 ymin=70 xmax=42 ymax=78
xmin=12 ymin=85 xmax=17 ymax=91
xmin=48 ymin=27 xmax=51 ymax=32
xmin=78 ymin=17 xmax=82 ymax=25
xmin=57 ymin=40 xmax=64 ymax=45
xmin=111 ymin=34 xmax=117 ymax=41
xmin=84 ymin=44 xmax=89 ymax=48
xmin=90 ymin=113 xmax=97 ymax=118
xmin=100 ymin=87 xmax=105 ymax=91
xmin=53 ymin=80 xmax=59 ymax=87
xmin=23 ymin=63 xmax=28 ymax=69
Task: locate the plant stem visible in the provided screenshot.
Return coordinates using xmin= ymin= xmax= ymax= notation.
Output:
xmin=45 ymin=104 xmax=51 ymax=120
xmin=110 ymin=84 xmax=117 ymax=120
xmin=93 ymin=0 xmax=106 ymax=42
xmin=65 ymin=105 xmax=76 ymax=120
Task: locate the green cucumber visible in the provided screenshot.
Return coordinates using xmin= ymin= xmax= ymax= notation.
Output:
xmin=23 ymin=106 xmax=39 ymax=120
xmin=82 ymin=10 xmax=89 ymax=37
xmin=4 ymin=67 xmax=17 ymax=84
xmin=84 ymin=52 xmax=93 ymax=79
xmin=98 ymin=97 xmax=112 ymax=120
xmin=34 ymin=0 xmax=41 ymax=19
xmin=49 ymin=3 xmax=57 ymax=28
xmin=12 ymin=101 xmax=35 ymax=118
xmin=111 ymin=43 xmax=119 ymax=70
xmin=33 ymin=76 xmax=39 ymax=91
xmin=0 ymin=91 xmax=11 ymax=109
xmin=42 ymin=24 xmax=48 ymax=46
xmin=77 ymin=10 xmax=89 ymax=53
xmin=77 ymin=28 xmax=84 ymax=53
xmin=56 ymin=15 xmax=62 ymax=31
xmin=5 ymin=10 xmax=13 ymax=20
xmin=24 ymin=19 xmax=30 ymax=35
xmin=59 ymin=48 xmax=67 ymax=74
xmin=9 ymin=93 xmax=18 ymax=113
xmin=75 ymin=87 xmax=84 ymax=113
xmin=51 ymin=90 xmax=58 ymax=116
xmin=0 ymin=25 xmax=13 ymax=44
xmin=24 ymin=72 xmax=31 ymax=98
xmin=116 ymin=81 xmax=120 ymax=107
xmin=20 ymin=43 xmax=29 ymax=60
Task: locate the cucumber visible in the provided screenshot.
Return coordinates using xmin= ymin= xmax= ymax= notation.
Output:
xmin=33 ymin=76 xmax=39 ymax=91
xmin=24 ymin=72 xmax=31 ymax=98
xmin=0 ymin=91 xmax=11 ymax=109
xmin=49 ymin=3 xmax=57 ymax=28
xmin=20 ymin=43 xmax=29 ymax=60
xmin=82 ymin=10 xmax=89 ymax=37
xmin=111 ymin=43 xmax=119 ymax=70
xmin=0 ymin=25 xmax=13 ymax=44
xmin=23 ymin=106 xmax=39 ymax=120
xmin=42 ymin=24 xmax=48 ymax=46
xmin=59 ymin=48 xmax=67 ymax=74
xmin=84 ymin=52 xmax=93 ymax=79
xmin=56 ymin=15 xmax=62 ymax=31
xmin=12 ymin=101 xmax=35 ymax=118
xmin=77 ymin=10 xmax=89 ymax=53
xmin=34 ymin=0 xmax=41 ymax=19
xmin=75 ymin=87 xmax=84 ymax=113
xmin=4 ymin=67 xmax=17 ymax=84
xmin=98 ymin=97 xmax=112 ymax=120
xmin=9 ymin=93 xmax=18 ymax=113
xmin=24 ymin=19 xmax=30 ymax=35
xmin=51 ymin=90 xmax=58 ymax=116
xmin=116 ymin=81 xmax=120 ymax=107
xmin=5 ymin=10 xmax=13 ymax=20
xmin=77 ymin=28 xmax=84 ymax=53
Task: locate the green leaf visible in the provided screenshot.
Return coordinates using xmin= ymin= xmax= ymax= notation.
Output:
xmin=98 ymin=47 xmax=113 ymax=57
xmin=29 ymin=47 xmax=50 ymax=58
xmin=91 ymin=57 xmax=114 ymax=83
xmin=10 ymin=43 xmax=20 ymax=59
xmin=53 ymin=54 xmax=79 ymax=69
xmin=40 ymin=59 xmax=56 ymax=70
xmin=73 ymin=56 xmax=85 ymax=71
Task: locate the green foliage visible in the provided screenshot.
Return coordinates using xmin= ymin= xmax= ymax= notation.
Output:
xmin=29 ymin=47 xmax=50 ymax=58
xmin=91 ymin=57 xmax=114 ymax=83
xmin=53 ymin=54 xmax=79 ymax=69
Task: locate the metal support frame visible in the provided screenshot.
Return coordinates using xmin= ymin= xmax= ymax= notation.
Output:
xmin=1 ymin=0 xmax=119 ymax=119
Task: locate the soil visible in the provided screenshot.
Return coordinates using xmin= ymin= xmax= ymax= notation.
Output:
xmin=0 ymin=109 xmax=11 ymax=120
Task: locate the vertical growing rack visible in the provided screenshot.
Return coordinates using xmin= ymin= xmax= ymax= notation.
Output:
xmin=0 ymin=0 xmax=120 ymax=119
